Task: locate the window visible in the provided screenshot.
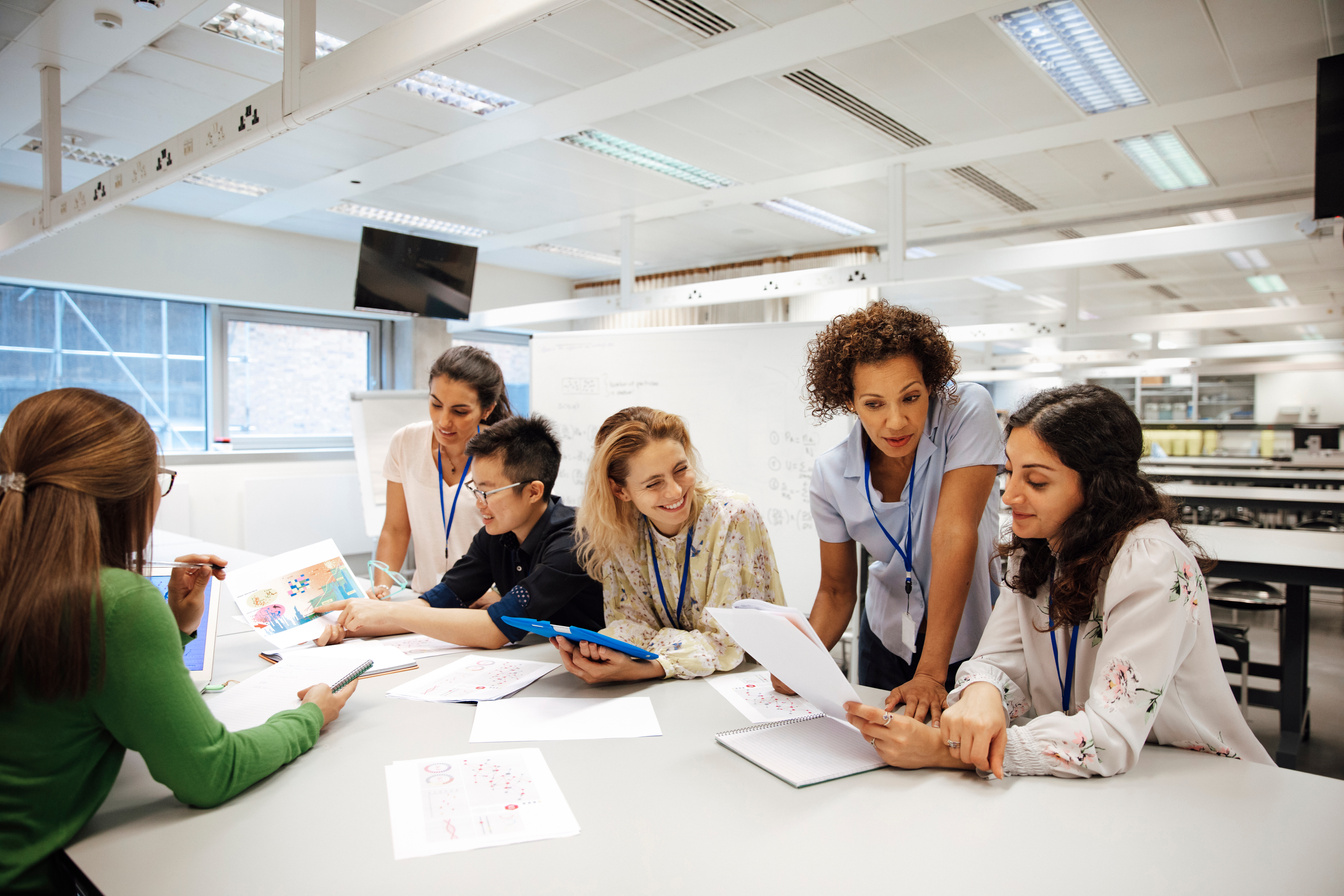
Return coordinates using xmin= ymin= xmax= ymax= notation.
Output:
xmin=218 ymin=308 xmax=382 ymax=449
xmin=0 ymin=284 xmax=208 ymax=450
xmin=454 ymin=331 xmax=531 ymax=417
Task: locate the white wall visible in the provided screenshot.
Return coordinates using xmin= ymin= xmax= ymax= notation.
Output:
xmin=1254 ymin=370 xmax=1344 ymax=423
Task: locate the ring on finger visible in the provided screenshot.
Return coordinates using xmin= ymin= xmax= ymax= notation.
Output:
xmin=881 ymin=711 xmax=893 ymax=727
xmin=868 ymin=736 xmax=877 ymax=746
xmin=945 ymin=740 xmax=961 ymax=748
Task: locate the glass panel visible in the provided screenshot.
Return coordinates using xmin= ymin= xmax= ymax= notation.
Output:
xmin=226 ymin=320 xmax=370 ymax=438
xmin=455 ymin=336 xmax=530 ymax=417
xmin=0 ymin=284 xmax=207 ymax=449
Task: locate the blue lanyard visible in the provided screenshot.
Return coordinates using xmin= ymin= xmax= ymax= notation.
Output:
xmin=648 ymin=521 xmax=694 ymax=628
xmin=1048 ymin=578 xmax=1080 ymax=712
xmin=436 ymin=449 xmax=473 ymax=559
xmin=862 ymin=444 xmax=916 ymax=597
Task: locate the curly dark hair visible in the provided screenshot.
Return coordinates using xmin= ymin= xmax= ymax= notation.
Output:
xmin=997 ymin=384 xmax=1210 ymax=630
xmin=804 ymin=301 xmax=960 ymax=421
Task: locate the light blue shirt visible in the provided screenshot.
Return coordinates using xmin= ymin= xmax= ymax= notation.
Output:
xmin=809 ymin=382 xmax=1004 ymax=664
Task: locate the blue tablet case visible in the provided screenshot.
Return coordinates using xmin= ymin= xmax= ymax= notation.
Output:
xmin=500 ymin=616 xmax=660 ymax=660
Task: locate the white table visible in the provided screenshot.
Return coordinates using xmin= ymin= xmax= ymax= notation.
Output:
xmin=66 ymin=627 xmax=1344 ymax=894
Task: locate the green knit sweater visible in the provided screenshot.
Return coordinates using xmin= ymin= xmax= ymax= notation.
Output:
xmin=0 ymin=568 xmax=323 ymax=893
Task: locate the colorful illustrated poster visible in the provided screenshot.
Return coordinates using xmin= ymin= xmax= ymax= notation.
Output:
xmin=706 ymin=669 xmax=824 ymax=724
xmin=385 ymin=655 xmax=558 ymax=703
xmin=226 ymin=539 xmax=361 ymax=648
xmin=385 ymin=749 xmax=580 ymax=858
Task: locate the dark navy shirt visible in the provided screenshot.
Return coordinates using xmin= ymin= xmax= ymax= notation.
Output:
xmin=420 ymin=496 xmax=603 ymax=642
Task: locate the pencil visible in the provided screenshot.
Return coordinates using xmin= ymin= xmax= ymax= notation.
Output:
xmin=155 ymin=560 xmax=226 ymax=571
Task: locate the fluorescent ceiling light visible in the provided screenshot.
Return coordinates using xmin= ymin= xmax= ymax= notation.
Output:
xmin=329 ymin=202 xmax=488 ymax=237
xmin=19 ymin=138 xmax=272 ymax=197
xmin=1078 ymin=309 xmax=1099 ymax=320
xmin=202 ymin=4 xmax=519 ymax=116
xmin=1116 ymin=131 xmax=1211 ymax=191
xmin=528 ymin=244 xmax=638 ymax=267
xmin=1247 ymin=274 xmax=1289 ymax=293
xmin=905 ymin=246 xmax=936 ymax=259
xmin=972 ymin=275 xmax=1024 ymax=292
xmin=557 ymin=130 xmax=736 ymax=189
xmin=1267 ymin=294 xmax=1300 ymax=307
xmin=557 ymin=129 xmax=872 ymax=235
xmin=1224 ymin=250 xmax=1252 ymax=271
xmin=993 ymin=1 xmax=1148 ymax=115
xmin=1298 ymin=324 xmax=1324 ymax=340
xmin=1144 ymin=357 xmax=1193 ymax=369
xmin=1187 ymin=208 xmax=1236 ymax=224
xmin=1023 ymin=293 xmax=1066 ymax=309
xmin=755 ymin=198 xmax=874 ymax=236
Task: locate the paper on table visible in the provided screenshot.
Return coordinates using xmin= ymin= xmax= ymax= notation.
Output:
xmin=469 ymin=697 xmax=661 ymax=743
xmin=385 ymin=748 xmax=580 ymax=858
xmin=264 ymin=639 xmax=417 ymax=675
xmin=205 ymin=651 xmax=373 ymax=732
xmin=226 ymin=539 xmax=361 ymax=648
xmin=385 ymin=655 xmax=558 ymax=703
xmin=707 ymin=607 xmax=860 ymax=722
xmin=377 ymin=632 xmax=469 ymax=658
xmin=705 ymin=670 xmax=823 ymax=724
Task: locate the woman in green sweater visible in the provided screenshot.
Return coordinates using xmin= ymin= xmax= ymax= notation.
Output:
xmin=0 ymin=388 xmax=355 ymax=894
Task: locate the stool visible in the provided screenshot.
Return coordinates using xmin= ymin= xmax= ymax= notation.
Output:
xmin=1209 ymin=579 xmax=1286 ymax=629
xmin=1213 ymin=623 xmax=1251 ymax=718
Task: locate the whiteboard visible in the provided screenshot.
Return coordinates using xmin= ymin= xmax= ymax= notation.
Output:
xmin=350 ymin=390 xmax=429 ymax=538
xmin=530 ymin=322 xmax=850 ymax=611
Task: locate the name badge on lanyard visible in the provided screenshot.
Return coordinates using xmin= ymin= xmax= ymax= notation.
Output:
xmin=862 ymin=444 xmax=920 ymax=654
xmin=437 ymin=449 xmax=473 ymax=559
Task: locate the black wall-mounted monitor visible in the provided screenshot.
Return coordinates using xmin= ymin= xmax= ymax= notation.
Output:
xmin=353 ymin=226 xmax=477 ymax=320
xmin=1314 ymin=53 xmax=1344 ymax=221
xmin=1293 ymin=425 xmax=1340 ymax=451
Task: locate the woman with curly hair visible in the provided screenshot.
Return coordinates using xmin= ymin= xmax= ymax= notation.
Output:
xmin=564 ymin=407 xmax=786 ymax=682
xmin=844 ymin=385 xmax=1271 ymax=776
xmin=797 ymin=301 xmax=1003 ymax=722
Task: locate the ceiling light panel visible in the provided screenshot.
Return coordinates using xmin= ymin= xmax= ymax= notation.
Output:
xmin=329 ymin=202 xmax=489 ymax=237
xmin=19 ymin=138 xmax=272 ymax=196
xmin=202 ymin=4 xmax=520 ymax=116
xmin=1115 ymin=131 xmax=1211 ymax=191
xmin=993 ymin=0 xmax=1149 ymax=115
xmin=529 ymin=244 xmax=628 ymax=266
xmin=972 ymin=275 xmax=1024 ymax=292
xmin=1247 ymin=274 xmax=1289 ymax=293
xmin=754 ymin=198 xmax=874 ymax=236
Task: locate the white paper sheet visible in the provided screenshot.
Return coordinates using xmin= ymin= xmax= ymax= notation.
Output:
xmin=385 ymin=749 xmax=580 ymax=858
xmin=385 ymin=655 xmax=558 ymax=703
xmin=706 ymin=607 xmax=860 ymax=722
xmin=705 ymin=670 xmax=823 ymax=723
xmin=226 ymin=539 xmax=361 ymax=648
xmin=263 ymin=639 xmax=417 ymax=676
xmin=205 ymin=651 xmax=374 ymax=731
xmin=469 ymin=697 xmax=661 ymax=742
xmin=376 ymin=633 xmax=469 ymax=658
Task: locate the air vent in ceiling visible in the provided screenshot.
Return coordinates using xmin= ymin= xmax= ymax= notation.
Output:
xmin=949 ymin=166 xmax=1037 ymax=213
xmin=1149 ymin=284 xmax=1180 ymax=299
xmin=782 ymin=69 xmax=930 ymax=149
xmin=1112 ymin=262 xmax=1147 ymax=280
xmin=639 ymin=0 xmax=734 ymax=38
xmin=1056 ymin=227 xmax=1085 ymax=239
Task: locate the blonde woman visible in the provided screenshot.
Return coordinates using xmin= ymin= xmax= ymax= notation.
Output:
xmin=563 ymin=407 xmax=785 ymax=682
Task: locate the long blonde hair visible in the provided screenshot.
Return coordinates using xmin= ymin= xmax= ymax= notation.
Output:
xmin=0 ymin=388 xmax=158 ymax=700
xmin=575 ymin=407 xmax=709 ymax=579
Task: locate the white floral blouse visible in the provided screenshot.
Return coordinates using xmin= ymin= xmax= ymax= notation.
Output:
xmin=946 ymin=519 xmax=1273 ymax=776
xmin=600 ymin=486 xmax=785 ymax=680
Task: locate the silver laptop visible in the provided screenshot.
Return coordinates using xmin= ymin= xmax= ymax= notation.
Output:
xmin=147 ymin=566 xmax=219 ymax=692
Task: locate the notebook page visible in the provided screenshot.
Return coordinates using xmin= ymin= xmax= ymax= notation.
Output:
xmin=205 ymin=652 xmax=372 ymax=731
xmin=719 ymin=716 xmax=884 ymax=787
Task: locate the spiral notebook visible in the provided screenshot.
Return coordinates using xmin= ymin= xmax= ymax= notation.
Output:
xmin=715 ymin=713 xmax=887 ymax=788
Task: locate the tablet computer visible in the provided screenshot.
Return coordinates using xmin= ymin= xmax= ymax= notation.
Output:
xmin=146 ymin=567 xmax=219 ymax=692
xmin=500 ymin=616 xmax=660 ymax=661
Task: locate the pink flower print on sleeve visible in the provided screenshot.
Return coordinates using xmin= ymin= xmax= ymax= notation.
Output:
xmin=1101 ymin=657 xmax=1140 ymax=705
xmin=1044 ymin=731 xmax=1100 ymax=769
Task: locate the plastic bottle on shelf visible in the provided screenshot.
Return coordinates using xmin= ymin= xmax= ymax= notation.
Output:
xmin=1258 ymin=428 xmax=1275 ymax=457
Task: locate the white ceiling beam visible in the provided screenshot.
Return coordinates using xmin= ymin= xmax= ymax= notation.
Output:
xmin=0 ymin=0 xmax=580 ymax=256
xmin=476 ymin=76 xmax=1315 ymax=252
xmin=214 ymin=1 xmax=1003 ymax=227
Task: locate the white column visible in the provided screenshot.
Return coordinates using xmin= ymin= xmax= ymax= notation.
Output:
xmin=619 ymin=213 xmax=635 ymax=309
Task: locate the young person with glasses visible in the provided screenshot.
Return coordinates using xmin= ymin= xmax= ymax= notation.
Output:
xmin=315 ymin=415 xmax=603 ymax=649
xmin=0 ymin=389 xmax=355 ymax=894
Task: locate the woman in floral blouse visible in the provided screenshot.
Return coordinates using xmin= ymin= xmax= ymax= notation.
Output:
xmin=845 ymin=384 xmax=1272 ymax=777
xmin=560 ymin=406 xmax=785 ymax=682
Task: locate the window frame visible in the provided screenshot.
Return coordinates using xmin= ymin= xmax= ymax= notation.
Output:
xmin=213 ymin=305 xmax=384 ymax=450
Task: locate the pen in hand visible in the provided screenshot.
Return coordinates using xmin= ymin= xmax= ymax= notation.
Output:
xmin=157 ymin=560 xmax=227 ymax=571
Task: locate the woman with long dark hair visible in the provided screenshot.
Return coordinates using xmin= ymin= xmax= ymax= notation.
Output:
xmin=0 ymin=389 xmax=354 ymax=892
xmin=845 ymin=384 xmax=1271 ymax=776
xmin=370 ymin=345 xmax=512 ymax=597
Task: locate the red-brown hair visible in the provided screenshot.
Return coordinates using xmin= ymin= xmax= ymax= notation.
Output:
xmin=0 ymin=388 xmax=158 ymax=700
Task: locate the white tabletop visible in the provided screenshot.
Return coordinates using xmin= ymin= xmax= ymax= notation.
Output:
xmin=66 ymin=628 xmax=1344 ymax=895
xmin=1191 ymin=524 xmax=1344 ymax=572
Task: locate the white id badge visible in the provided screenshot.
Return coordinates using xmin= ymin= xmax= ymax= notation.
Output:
xmin=901 ymin=611 xmax=918 ymax=654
